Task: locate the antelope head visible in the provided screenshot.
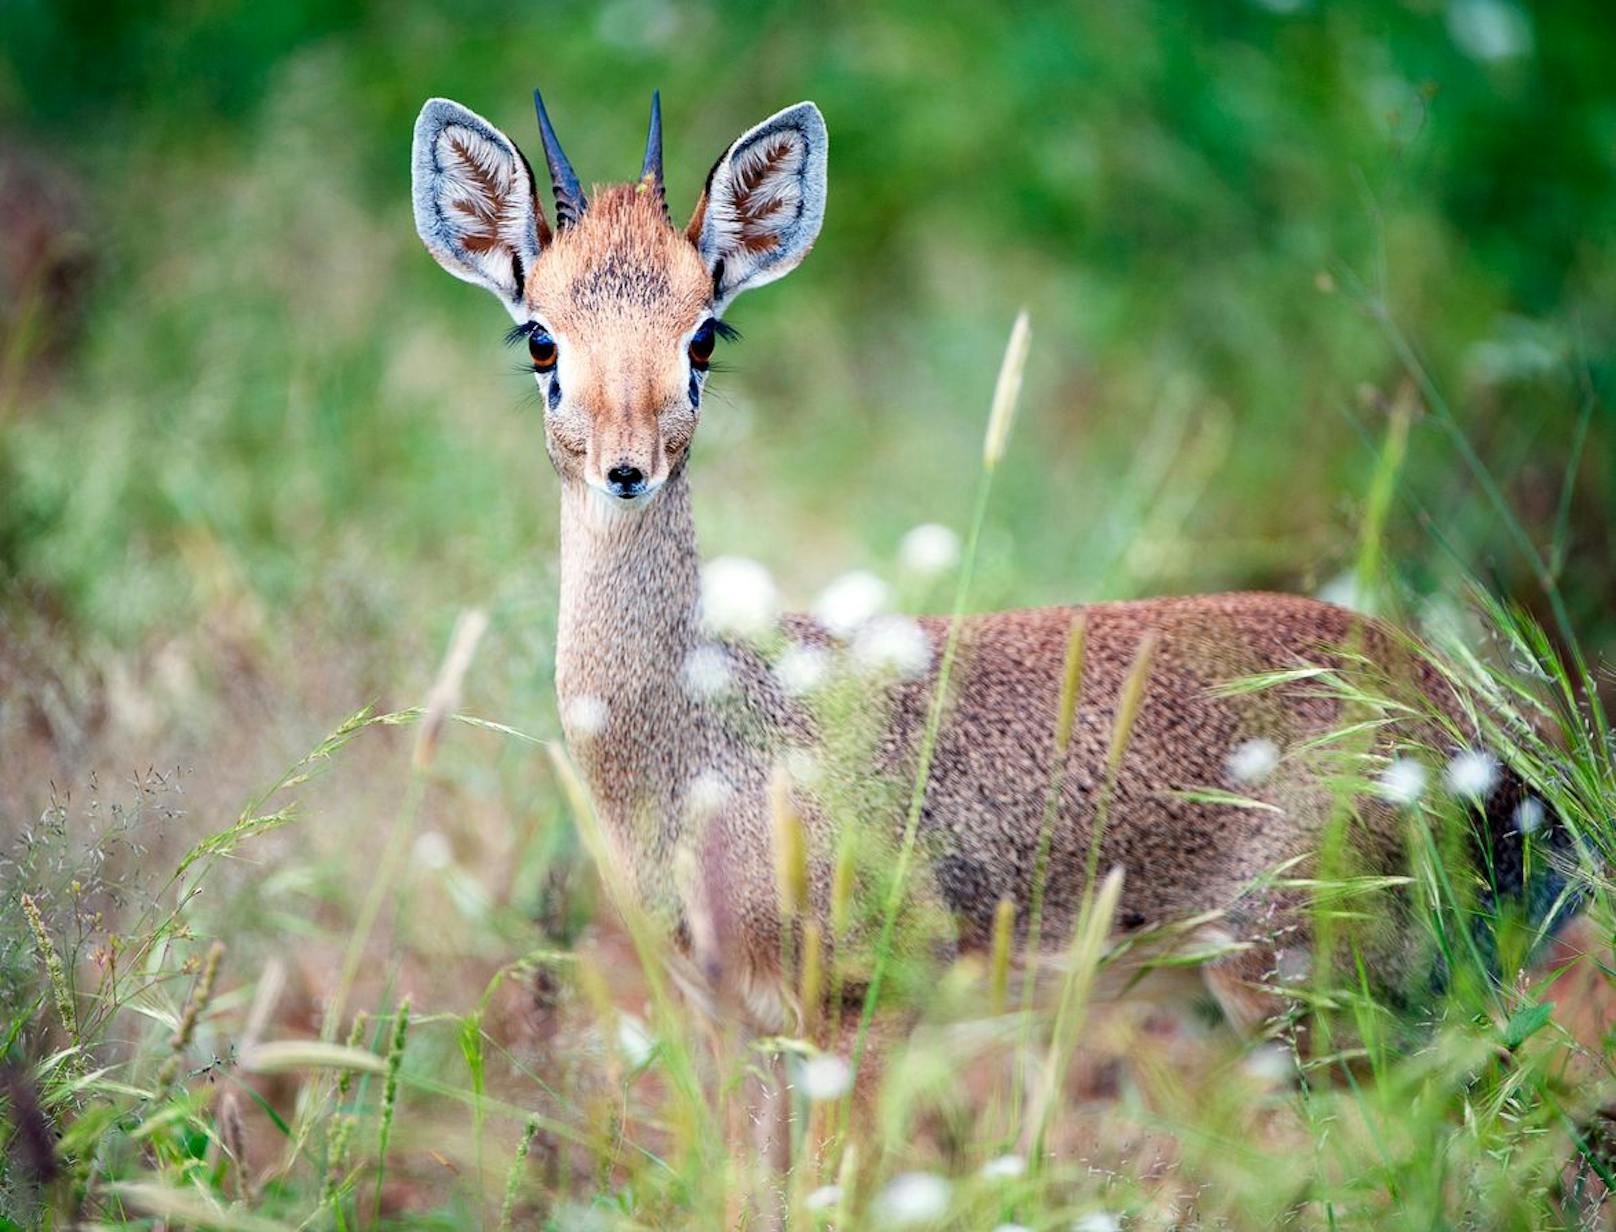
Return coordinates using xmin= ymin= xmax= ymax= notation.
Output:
xmin=411 ymin=90 xmax=828 ymax=504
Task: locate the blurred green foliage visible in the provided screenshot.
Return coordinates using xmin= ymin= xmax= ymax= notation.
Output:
xmin=1 ymin=0 xmax=1611 ymax=670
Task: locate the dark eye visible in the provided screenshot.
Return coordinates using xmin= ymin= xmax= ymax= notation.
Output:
xmin=528 ymin=330 xmax=558 ymax=373
xmin=688 ymin=319 xmax=716 ymax=370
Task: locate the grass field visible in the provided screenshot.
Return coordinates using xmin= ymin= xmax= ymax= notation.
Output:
xmin=3 ymin=2 xmax=1615 ymax=1227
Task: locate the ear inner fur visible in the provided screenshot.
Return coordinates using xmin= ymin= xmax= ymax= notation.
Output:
xmin=411 ymin=98 xmax=545 ymax=312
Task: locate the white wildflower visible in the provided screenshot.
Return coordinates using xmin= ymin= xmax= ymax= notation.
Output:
xmin=1241 ymin=1043 xmax=1295 ymax=1086
xmin=1448 ymin=0 xmax=1532 ymax=62
xmin=993 ymin=1226 xmax=1034 ymax=1232
xmin=774 ymin=643 xmax=830 ymax=696
xmin=700 ymin=555 xmax=777 ymax=640
xmin=615 ymin=1014 xmax=654 ymax=1067
xmin=1276 ymin=947 xmax=1311 ymax=984
xmin=1316 ymin=570 xmax=1368 ymax=614
xmin=804 ymin=1185 xmax=842 ymax=1212
xmin=1226 ymin=737 xmax=1280 ymax=785
xmin=1515 ymin=796 xmax=1545 ymax=835
xmin=1444 ymin=749 xmax=1499 ymax=800
xmin=783 ymin=746 xmax=824 ymax=788
xmin=1073 ymin=1214 xmax=1122 ymax=1232
xmin=979 ymin=1154 xmax=1026 ymax=1180
xmin=1377 ymin=758 xmax=1428 ymax=806
xmin=682 ymin=644 xmax=734 ymax=701
xmin=852 ymin=615 xmax=933 ymax=680
xmin=411 ymin=830 xmax=452 ymax=871
xmin=685 ymin=770 xmax=732 ymax=818
xmin=898 ymin=523 xmax=961 ymax=578
xmin=875 ymin=1171 xmax=951 ymax=1224
xmin=563 ymin=694 xmax=608 ymax=737
xmin=813 ymin=570 xmax=890 ymax=636
xmin=799 ymin=1053 xmax=852 ymax=1101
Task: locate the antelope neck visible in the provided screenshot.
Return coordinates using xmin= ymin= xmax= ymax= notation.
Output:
xmin=554 ymin=471 xmax=704 ymax=816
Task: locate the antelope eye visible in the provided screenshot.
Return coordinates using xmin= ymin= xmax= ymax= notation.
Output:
xmin=688 ymin=319 xmax=716 ymax=369
xmin=528 ymin=330 xmax=558 ymax=372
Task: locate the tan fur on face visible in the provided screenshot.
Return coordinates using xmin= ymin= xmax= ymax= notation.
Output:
xmin=525 ymin=186 xmax=713 ymax=492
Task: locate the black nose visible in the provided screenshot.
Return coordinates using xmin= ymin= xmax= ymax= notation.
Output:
xmin=605 ymin=464 xmax=646 ymax=499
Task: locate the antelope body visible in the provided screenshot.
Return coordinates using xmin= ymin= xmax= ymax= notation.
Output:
xmin=410 ymin=91 xmax=1567 ymax=1035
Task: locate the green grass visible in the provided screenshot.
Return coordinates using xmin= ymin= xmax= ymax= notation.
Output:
xmin=3 ymin=1 xmax=1616 ymax=1227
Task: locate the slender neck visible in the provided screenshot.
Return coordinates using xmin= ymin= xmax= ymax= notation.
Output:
xmin=555 ymin=470 xmax=703 ymax=827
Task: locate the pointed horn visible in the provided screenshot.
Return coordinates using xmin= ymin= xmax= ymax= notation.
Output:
xmin=640 ymin=90 xmax=668 ymax=220
xmin=532 ymin=87 xmax=587 ymax=228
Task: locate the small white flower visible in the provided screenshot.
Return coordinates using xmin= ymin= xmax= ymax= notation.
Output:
xmin=1241 ymin=1043 xmax=1295 ymax=1086
xmin=1444 ymin=749 xmax=1499 ymax=800
xmin=700 ymin=555 xmax=777 ymax=640
xmin=411 ymin=829 xmax=452 ymax=871
xmin=1514 ymin=796 xmax=1545 ymax=835
xmin=813 ymin=570 xmax=890 ymax=636
xmin=774 ymin=643 xmax=830 ymax=696
xmin=1226 ymin=737 xmax=1280 ymax=785
xmin=852 ymin=615 xmax=933 ymax=680
xmin=1448 ymin=0 xmax=1532 ymax=62
xmin=799 ymin=1053 xmax=852 ymax=1101
xmin=1073 ymin=1214 xmax=1122 ymax=1232
xmin=1316 ymin=570 xmax=1368 ymax=614
xmin=615 ymin=1014 xmax=654 ymax=1067
xmin=979 ymin=1154 xmax=1026 ymax=1180
xmin=898 ymin=523 xmax=961 ymax=578
xmin=682 ymin=645 xmax=734 ymax=700
xmin=1377 ymin=757 xmax=1428 ymax=806
xmin=804 ymin=1185 xmax=842 ymax=1212
xmin=783 ymin=746 xmax=824 ymax=788
xmin=685 ymin=770 xmax=732 ymax=818
xmin=992 ymin=1226 xmax=1034 ymax=1232
xmin=563 ymin=694 xmax=609 ymax=737
xmin=875 ymin=1172 xmax=951 ymax=1224
xmin=1276 ymin=947 xmax=1311 ymax=984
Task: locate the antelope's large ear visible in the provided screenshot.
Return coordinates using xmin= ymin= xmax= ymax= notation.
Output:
xmin=412 ymin=98 xmax=548 ymax=319
xmin=687 ymin=102 xmax=827 ymax=312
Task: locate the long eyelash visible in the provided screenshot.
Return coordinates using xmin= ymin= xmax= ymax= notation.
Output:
xmin=713 ymin=319 xmax=741 ymax=343
xmin=505 ymin=321 xmax=539 ymax=346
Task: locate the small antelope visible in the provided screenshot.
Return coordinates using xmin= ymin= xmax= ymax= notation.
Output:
xmin=410 ymin=91 xmax=1575 ymax=1040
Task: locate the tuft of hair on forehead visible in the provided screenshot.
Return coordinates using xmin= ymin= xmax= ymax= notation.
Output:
xmin=531 ymin=184 xmax=712 ymax=323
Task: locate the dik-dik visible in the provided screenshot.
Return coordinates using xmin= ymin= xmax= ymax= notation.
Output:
xmin=410 ymin=91 xmax=1577 ymax=1041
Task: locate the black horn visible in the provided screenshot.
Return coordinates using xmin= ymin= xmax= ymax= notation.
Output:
xmin=641 ymin=90 xmax=668 ymax=219
xmin=532 ymin=87 xmax=587 ymax=228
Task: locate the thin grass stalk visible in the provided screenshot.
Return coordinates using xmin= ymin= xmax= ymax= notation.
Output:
xmin=20 ymin=894 xmax=79 ymax=1062
xmin=1022 ymin=616 xmax=1087 ymax=979
xmin=1023 ymin=866 xmax=1124 ymax=1167
xmin=799 ymin=919 xmax=824 ymax=1043
xmin=1353 ymin=386 xmax=1412 ymax=614
xmin=496 ymin=1116 xmax=540 ymax=1232
xmin=545 ymin=742 xmax=720 ymax=1192
xmin=849 ymin=310 xmax=1030 ymax=1079
xmin=1083 ymin=632 xmax=1158 ymax=897
xmin=157 ymin=939 xmax=225 ymax=1090
xmin=1368 ymin=299 xmax=1581 ymax=659
xmin=825 ymin=828 xmax=857 ymax=1019
xmin=327 ymin=610 xmax=487 ymax=1042
xmin=373 ymin=996 xmax=411 ymax=1222
xmin=989 ymin=896 xmax=1015 ymax=1016
xmin=772 ymin=766 xmax=808 ymax=996
xmin=832 ymin=1139 xmax=858 ymax=1228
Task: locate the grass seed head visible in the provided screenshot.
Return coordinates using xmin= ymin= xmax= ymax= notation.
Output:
xmin=982 ymin=309 xmax=1031 ymax=471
